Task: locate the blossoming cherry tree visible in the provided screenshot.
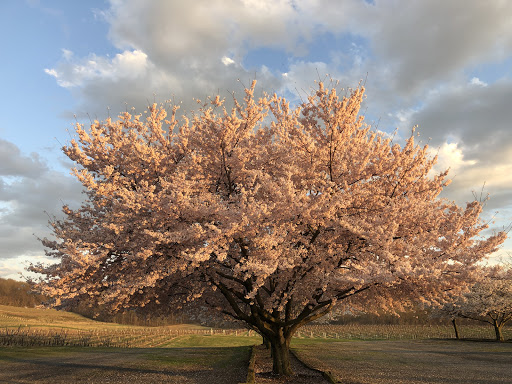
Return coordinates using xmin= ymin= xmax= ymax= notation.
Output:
xmin=31 ymin=81 xmax=506 ymax=375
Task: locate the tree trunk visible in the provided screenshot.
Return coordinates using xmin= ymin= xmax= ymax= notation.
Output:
xmin=262 ymin=335 xmax=271 ymax=349
xmin=493 ymin=320 xmax=504 ymax=342
xmin=451 ymin=318 xmax=460 ymax=340
xmin=269 ymin=334 xmax=293 ymax=376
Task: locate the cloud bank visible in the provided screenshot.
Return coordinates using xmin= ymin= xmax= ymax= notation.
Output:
xmin=0 ymin=139 xmax=83 ymax=277
xmin=3 ymin=0 xmax=511 ymax=276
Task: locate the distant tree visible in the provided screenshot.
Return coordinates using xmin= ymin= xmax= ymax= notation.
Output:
xmin=437 ymin=267 xmax=512 ymax=341
xmin=432 ymin=301 xmax=462 ymax=339
xmin=29 ymin=80 xmax=506 ymax=375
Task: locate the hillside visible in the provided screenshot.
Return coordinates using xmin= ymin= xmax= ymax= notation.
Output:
xmin=0 ymin=277 xmax=188 ymax=327
xmin=0 ymin=304 xmax=125 ymax=330
xmin=0 ymin=304 xmax=207 ymax=332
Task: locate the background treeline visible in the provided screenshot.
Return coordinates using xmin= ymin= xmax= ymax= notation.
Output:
xmin=330 ymin=310 xmax=446 ymax=325
xmin=0 ymin=278 xmax=185 ymax=326
xmin=68 ymin=301 xmax=188 ymax=327
xmin=0 ymin=278 xmax=47 ymax=307
xmin=0 ymin=277 xmax=472 ymax=328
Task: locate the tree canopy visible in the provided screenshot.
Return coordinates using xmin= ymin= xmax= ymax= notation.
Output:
xmin=30 ymin=80 xmax=506 ymax=375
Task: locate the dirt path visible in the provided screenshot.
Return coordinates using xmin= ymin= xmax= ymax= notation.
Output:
xmin=0 ymin=347 xmax=248 ymax=384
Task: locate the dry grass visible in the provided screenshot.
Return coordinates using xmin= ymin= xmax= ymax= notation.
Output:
xmin=297 ymin=323 xmax=512 ymax=341
xmin=0 ymin=305 xmax=256 ymax=347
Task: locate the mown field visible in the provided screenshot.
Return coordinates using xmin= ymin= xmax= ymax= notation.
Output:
xmin=1 ymin=304 xmax=511 ymax=384
xmin=293 ymin=338 xmax=512 ymax=384
xmin=0 ymin=340 xmax=254 ymax=383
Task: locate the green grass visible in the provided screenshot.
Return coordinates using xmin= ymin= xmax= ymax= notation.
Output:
xmin=0 ymin=346 xmax=81 ymax=360
xmin=161 ymin=334 xmax=261 ymax=348
xmin=0 ymin=345 xmax=252 ymax=383
xmin=292 ymin=339 xmax=512 ymax=384
xmin=141 ymin=345 xmax=251 ymax=370
xmin=291 ymin=336 xmax=353 ymax=345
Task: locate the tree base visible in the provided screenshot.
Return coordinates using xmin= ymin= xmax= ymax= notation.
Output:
xmin=252 ymin=344 xmax=328 ymax=380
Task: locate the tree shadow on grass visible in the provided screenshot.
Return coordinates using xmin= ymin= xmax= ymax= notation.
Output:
xmin=0 ymin=347 xmax=250 ymax=384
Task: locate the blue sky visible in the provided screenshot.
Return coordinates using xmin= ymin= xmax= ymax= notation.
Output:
xmin=1 ymin=0 xmax=511 ymax=279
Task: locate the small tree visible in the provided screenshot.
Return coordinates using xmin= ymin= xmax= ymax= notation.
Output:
xmin=439 ymin=267 xmax=512 ymax=341
xmin=432 ymin=301 xmax=462 ymax=339
xmin=29 ymin=80 xmax=506 ymax=375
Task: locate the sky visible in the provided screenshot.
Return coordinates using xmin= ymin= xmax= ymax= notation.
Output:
xmin=1 ymin=0 xmax=511 ymax=280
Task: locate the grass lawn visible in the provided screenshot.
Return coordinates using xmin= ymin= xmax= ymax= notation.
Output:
xmin=3 ymin=331 xmax=512 ymax=383
xmin=0 ymin=336 xmax=254 ymax=384
xmin=292 ymin=338 xmax=512 ymax=384
xmin=161 ymin=334 xmax=261 ymax=348
xmin=3 ymin=304 xmax=511 ymax=383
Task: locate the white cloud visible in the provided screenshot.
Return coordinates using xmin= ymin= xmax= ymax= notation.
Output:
xmin=221 ymin=56 xmax=236 ymax=66
xmin=43 ymin=1 xmax=512 ymax=118
xmin=288 ymin=0 xmax=512 ymax=107
xmin=44 ymin=68 xmax=58 ymax=77
xmin=470 ymin=77 xmax=488 ymax=87
xmin=431 ymin=142 xmax=477 ymax=174
xmin=0 ymin=254 xmax=56 ymax=281
xmin=0 ymin=257 xmax=28 ymax=280
xmin=45 ymin=49 xmax=151 ymax=88
xmin=106 ymin=0 xmax=309 ymax=66
xmin=45 ymin=46 xmax=282 ymax=119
